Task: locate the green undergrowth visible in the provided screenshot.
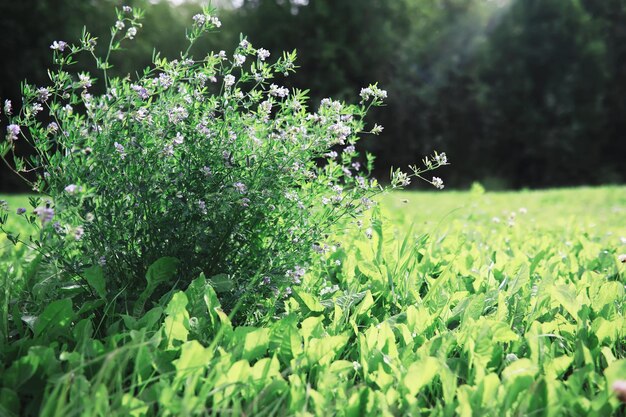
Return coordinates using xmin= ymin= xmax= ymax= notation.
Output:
xmin=1 ymin=186 xmax=625 ymax=416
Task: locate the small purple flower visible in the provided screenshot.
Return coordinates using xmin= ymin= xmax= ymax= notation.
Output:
xmin=36 ymin=87 xmax=51 ymax=102
xmin=131 ymin=84 xmax=149 ymax=100
xmin=114 ymin=142 xmax=126 ymax=159
xmin=173 ymin=132 xmax=184 ymax=145
xmin=64 ymin=184 xmax=81 ymax=194
xmin=34 ymin=207 xmax=55 ymax=225
xmin=233 ymin=182 xmax=247 ymax=194
xmin=78 ymin=73 xmax=92 ymax=88
xmin=201 ymin=166 xmax=212 ymax=176
xmin=192 ymin=14 xmax=206 ymax=26
xmin=6 ymin=124 xmax=20 ymax=141
xmin=98 ymin=256 xmax=106 ymax=266
xmin=50 ymin=40 xmax=68 ymax=51
xmin=74 ymin=226 xmax=84 ymax=241
xmin=52 ymin=221 xmax=64 ymax=233
xmin=123 ymin=5 xmax=132 ymax=13
xmin=240 ymin=197 xmax=251 ymax=207
xmin=47 ymin=122 xmax=59 ymax=133
xmin=16 ymin=207 xmax=26 ymax=215
xmin=197 ymin=200 xmax=207 ymax=214
xmin=262 ymin=276 xmax=271 ymax=285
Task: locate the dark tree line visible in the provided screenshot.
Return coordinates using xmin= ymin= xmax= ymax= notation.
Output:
xmin=1 ymin=0 xmax=625 ymax=190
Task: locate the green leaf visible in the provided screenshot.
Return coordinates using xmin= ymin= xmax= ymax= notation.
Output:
xmin=353 ymin=290 xmax=374 ymax=318
xmin=34 ymin=298 xmax=74 ymax=339
xmin=165 ymin=292 xmax=188 ymax=316
xmin=121 ymin=394 xmax=149 ymax=417
xmin=174 ymin=340 xmax=212 ymax=378
xmin=293 ymin=289 xmax=324 ymax=313
xmin=83 ymin=265 xmax=106 ymax=299
xmin=550 ymin=284 xmax=580 ymax=321
xmin=208 ymin=273 xmax=233 ymax=293
xmin=403 ymin=357 xmax=440 ymax=396
xmin=146 ymin=257 xmax=180 ymax=288
xmin=243 ymin=327 xmax=270 ymax=361
xmin=0 ymin=388 xmax=20 ymax=416
xmin=604 ymin=359 xmax=626 ymax=388
xmin=135 ymin=257 xmax=180 ymax=316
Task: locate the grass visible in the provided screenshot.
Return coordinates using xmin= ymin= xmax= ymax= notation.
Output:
xmin=0 ymin=186 xmax=625 ymax=416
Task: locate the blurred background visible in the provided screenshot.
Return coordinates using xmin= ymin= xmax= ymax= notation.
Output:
xmin=1 ymin=0 xmax=625 ymax=191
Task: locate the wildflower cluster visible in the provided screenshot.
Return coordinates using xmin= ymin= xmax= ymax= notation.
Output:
xmin=0 ymin=7 xmax=446 ymax=317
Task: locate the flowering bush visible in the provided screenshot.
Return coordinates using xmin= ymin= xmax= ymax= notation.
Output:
xmin=0 ymin=6 xmax=447 ymax=318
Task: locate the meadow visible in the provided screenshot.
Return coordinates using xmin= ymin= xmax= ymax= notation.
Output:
xmin=0 ymin=185 xmax=624 ymax=416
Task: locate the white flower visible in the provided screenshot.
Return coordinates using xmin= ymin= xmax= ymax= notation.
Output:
xmin=123 ymin=5 xmax=132 ymax=13
xmin=50 ymin=40 xmax=68 ymax=51
xmin=115 ymin=20 xmax=125 ymax=30
xmin=192 ymin=14 xmax=206 ymax=26
xmin=3 ymin=99 xmax=11 ymax=115
xmin=619 ymin=254 xmax=626 ymax=263
xmin=432 ymin=176 xmax=444 ymax=190
xmin=224 ymin=74 xmax=236 ymax=88
xmin=126 ymin=27 xmax=137 ymax=39
xmin=269 ymin=84 xmax=289 ymax=98
xmin=359 ymin=85 xmax=387 ymax=102
xmin=434 ymin=152 xmax=447 ymax=165
xmin=210 ymin=16 xmax=222 ymax=27
xmin=78 ymin=73 xmax=92 ymax=88
xmin=371 ymin=124 xmax=384 ymax=135
xmin=173 ymin=132 xmax=184 ymax=145
xmin=257 ymin=48 xmax=270 ymax=61
xmin=233 ymin=54 xmax=246 ymax=66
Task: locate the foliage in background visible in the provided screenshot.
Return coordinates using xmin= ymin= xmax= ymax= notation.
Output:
xmin=2 ymin=0 xmax=625 ymax=190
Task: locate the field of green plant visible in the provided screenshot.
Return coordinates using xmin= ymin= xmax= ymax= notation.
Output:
xmin=0 ymin=186 xmax=624 ymax=416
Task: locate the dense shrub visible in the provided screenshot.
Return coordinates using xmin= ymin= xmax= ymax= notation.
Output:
xmin=0 ymin=6 xmax=446 ymax=319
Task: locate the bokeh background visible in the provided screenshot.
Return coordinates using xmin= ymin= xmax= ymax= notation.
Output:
xmin=1 ymin=0 xmax=625 ymax=191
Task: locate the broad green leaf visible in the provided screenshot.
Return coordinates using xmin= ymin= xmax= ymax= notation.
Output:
xmin=0 ymin=388 xmax=20 ymax=416
xmin=604 ymin=359 xmax=626 ymax=388
xmin=550 ymin=284 xmax=579 ymax=321
xmin=174 ymin=340 xmax=211 ymax=377
xmin=250 ymin=356 xmax=281 ymax=381
xmin=83 ymin=265 xmax=106 ymax=299
xmin=208 ymin=273 xmax=233 ymax=293
xmin=34 ymin=298 xmax=74 ymax=339
xmin=293 ymin=289 xmax=324 ymax=313
xmin=165 ymin=292 xmax=188 ymax=316
xmin=135 ymin=257 xmax=180 ymax=315
xmin=121 ymin=394 xmax=149 ymax=417
xmin=146 ymin=257 xmax=180 ymax=288
xmin=353 ymin=290 xmax=374 ymax=318
xmin=243 ymin=327 xmax=270 ymax=361
xmin=403 ymin=357 xmax=440 ymax=396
